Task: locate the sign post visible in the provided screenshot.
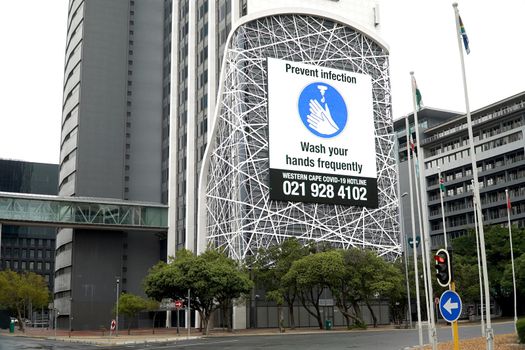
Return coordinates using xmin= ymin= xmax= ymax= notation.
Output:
xmin=175 ymin=300 xmax=183 ymax=335
xmin=110 ymin=319 xmax=116 ymax=337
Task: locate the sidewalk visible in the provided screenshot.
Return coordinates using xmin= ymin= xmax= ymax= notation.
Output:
xmin=1 ymin=327 xmax=202 ymax=346
xmin=0 ymin=324 xmax=402 ymax=346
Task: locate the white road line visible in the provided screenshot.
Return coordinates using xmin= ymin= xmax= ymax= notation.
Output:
xmin=136 ymin=339 xmax=239 ymax=349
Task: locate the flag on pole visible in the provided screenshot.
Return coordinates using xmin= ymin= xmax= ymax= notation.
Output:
xmin=410 ymin=136 xmax=415 ymax=154
xmin=506 ymin=189 xmax=512 ymax=210
xmin=412 ymin=78 xmax=423 ymax=110
xmin=439 ymin=177 xmax=446 ymax=192
xmin=459 ymin=15 xmax=470 ymax=54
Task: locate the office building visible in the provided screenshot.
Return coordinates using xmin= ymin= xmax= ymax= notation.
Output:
xmin=56 ymin=0 xmax=170 ymax=329
xmin=395 ymin=92 xmax=525 ymax=249
xmin=0 ymin=159 xmax=58 ymax=325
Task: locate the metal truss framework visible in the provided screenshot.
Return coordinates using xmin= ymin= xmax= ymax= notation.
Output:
xmin=202 ymin=13 xmax=400 ymax=260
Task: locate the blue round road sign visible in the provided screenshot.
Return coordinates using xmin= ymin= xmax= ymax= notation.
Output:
xmin=439 ymin=290 xmax=462 ymax=322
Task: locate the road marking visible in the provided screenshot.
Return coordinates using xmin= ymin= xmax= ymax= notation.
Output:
xmin=136 ymin=339 xmax=239 ymax=349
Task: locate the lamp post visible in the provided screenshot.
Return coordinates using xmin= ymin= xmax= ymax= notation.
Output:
xmin=400 ymin=192 xmax=413 ymax=328
xmin=68 ymin=298 xmax=72 ymax=338
xmin=54 ymin=309 xmax=59 ymax=338
xmin=116 ymin=277 xmax=120 ymax=337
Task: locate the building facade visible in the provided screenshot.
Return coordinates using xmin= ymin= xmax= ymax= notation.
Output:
xmin=0 ymin=159 xmax=58 ymax=325
xmin=56 ymin=0 xmax=388 ymax=329
xmin=395 ymin=92 xmax=525 ymax=250
xmin=56 ymin=0 xmax=170 ymax=329
xmin=169 ymin=0 xmax=385 ymax=256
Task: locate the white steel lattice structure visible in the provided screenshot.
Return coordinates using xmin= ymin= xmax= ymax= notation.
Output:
xmin=197 ymin=10 xmax=400 ymax=260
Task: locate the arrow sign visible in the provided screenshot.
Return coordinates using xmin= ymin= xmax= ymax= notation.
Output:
xmin=443 ymin=298 xmax=458 ymax=314
xmin=408 ymin=236 xmax=420 ymax=248
xmin=439 ymin=290 xmax=462 ymax=322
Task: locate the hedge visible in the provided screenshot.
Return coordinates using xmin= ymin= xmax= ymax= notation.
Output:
xmin=517 ymin=318 xmax=525 ymax=343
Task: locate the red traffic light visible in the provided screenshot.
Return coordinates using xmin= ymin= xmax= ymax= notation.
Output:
xmin=434 ymin=249 xmax=452 ymax=287
xmin=434 ymin=255 xmax=446 ymax=264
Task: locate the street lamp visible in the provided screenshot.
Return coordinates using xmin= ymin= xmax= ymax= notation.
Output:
xmin=400 ymin=192 xmax=413 ymax=328
xmin=116 ymin=277 xmax=120 ymax=336
xmin=68 ymin=297 xmax=72 ymax=338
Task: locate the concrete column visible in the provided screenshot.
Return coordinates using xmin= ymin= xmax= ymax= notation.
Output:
xmin=233 ymin=302 xmax=247 ymax=330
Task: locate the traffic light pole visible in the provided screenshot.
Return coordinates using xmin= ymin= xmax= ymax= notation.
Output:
xmin=450 ymin=281 xmax=460 ymax=350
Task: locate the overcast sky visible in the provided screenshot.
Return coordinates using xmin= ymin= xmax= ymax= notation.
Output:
xmin=0 ymin=1 xmax=524 ymax=164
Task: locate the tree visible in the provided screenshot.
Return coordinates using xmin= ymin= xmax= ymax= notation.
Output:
xmin=144 ymin=249 xmax=252 ymax=335
xmin=252 ymin=238 xmax=309 ymax=329
xmin=283 ymin=250 xmax=344 ymax=329
xmin=115 ymin=293 xmax=157 ymax=334
xmin=0 ymin=270 xmax=49 ymax=331
xmin=453 ymin=225 xmax=525 ymax=316
xmin=331 ymin=249 xmax=366 ymax=328
xmin=337 ymin=249 xmax=402 ymax=328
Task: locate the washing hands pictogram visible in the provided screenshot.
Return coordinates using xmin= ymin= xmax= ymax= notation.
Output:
xmin=307 ymin=99 xmax=339 ymax=135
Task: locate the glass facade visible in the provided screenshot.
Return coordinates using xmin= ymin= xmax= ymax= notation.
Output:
xmin=0 ymin=159 xmax=59 ymax=292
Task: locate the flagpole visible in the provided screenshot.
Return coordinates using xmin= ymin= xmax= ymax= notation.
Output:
xmin=411 ymin=134 xmax=432 ymax=344
xmin=437 ymin=167 xmax=448 ymax=248
xmin=395 ymin=137 xmax=413 ymax=329
xmin=505 ymin=188 xmax=517 ymax=332
xmin=410 ymin=72 xmax=437 ymax=350
xmin=452 ymin=4 xmax=493 ymax=349
xmin=406 ymin=117 xmax=423 ymax=347
xmin=472 ymin=186 xmax=485 ymax=337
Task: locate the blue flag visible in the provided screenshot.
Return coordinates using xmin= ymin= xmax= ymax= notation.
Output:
xmin=459 ymin=15 xmax=470 ymax=54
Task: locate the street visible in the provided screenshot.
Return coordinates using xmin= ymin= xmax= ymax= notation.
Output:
xmin=0 ymin=321 xmax=515 ymax=350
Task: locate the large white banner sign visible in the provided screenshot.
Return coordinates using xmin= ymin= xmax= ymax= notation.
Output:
xmin=267 ymin=57 xmax=378 ymax=207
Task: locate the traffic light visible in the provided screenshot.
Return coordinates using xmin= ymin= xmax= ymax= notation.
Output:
xmin=434 ymin=248 xmax=452 ymax=287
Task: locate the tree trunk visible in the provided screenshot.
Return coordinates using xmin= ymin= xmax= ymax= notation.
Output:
xmin=351 ymin=301 xmax=366 ymax=328
xmin=298 ymin=292 xmax=323 ymax=329
xmin=277 ymin=305 xmax=284 ymax=333
xmin=17 ymin=307 xmax=25 ymax=332
xmin=366 ymin=301 xmax=378 ymax=328
xmin=201 ymin=311 xmax=210 ymax=336
xmin=152 ymin=312 xmax=157 ymax=334
xmin=287 ymin=303 xmax=295 ymax=329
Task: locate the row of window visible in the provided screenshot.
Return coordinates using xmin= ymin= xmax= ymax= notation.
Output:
xmin=427 ymin=115 xmax=524 ymax=157
xmin=424 ymin=100 xmax=525 ymax=145
xmin=3 ymin=260 xmax=53 ymax=272
xmin=1 ymin=248 xmax=53 ymax=259
xmin=425 ymin=132 xmax=523 ymax=170
xmin=1 ymin=237 xmax=53 ymax=247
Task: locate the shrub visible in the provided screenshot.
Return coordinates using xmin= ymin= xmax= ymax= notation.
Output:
xmin=517 ymin=318 xmax=525 ymax=343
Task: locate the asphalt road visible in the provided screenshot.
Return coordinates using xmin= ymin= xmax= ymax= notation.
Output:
xmin=0 ymin=321 xmax=515 ymax=350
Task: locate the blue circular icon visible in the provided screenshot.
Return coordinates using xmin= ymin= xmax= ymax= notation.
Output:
xmin=439 ymin=290 xmax=462 ymax=322
xmin=298 ymin=82 xmax=347 ymax=138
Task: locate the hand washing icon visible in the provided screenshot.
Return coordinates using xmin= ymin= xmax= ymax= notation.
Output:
xmin=298 ymin=82 xmax=347 ymax=138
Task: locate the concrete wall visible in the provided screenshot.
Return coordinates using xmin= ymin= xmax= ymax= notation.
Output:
xmin=75 ymin=0 xmax=129 ymax=198
xmin=71 ymin=230 xmax=124 ymax=330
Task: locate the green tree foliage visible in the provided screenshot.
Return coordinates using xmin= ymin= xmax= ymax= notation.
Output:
xmin=115 ymin=293 xmax=157 ymax=334
xmin=283 ymin=250 xmax=344 ymax=329
xmin=252 ymin=238 xmax=309 ymax=329
xmin=0 ymin=270 xmax=49 ymax=331
xmin=143 ymin=249 xmax=252 ymax=335
xmin=339 ymin=249 xmax=402 ymax=328
xmin=452 ymin=225 xmax=525 ymax=316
